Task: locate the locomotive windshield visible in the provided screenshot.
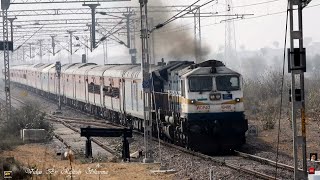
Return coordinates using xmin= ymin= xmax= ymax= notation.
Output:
xmin=216 ymin=75 xmax=240 ymax=91
xmin=189 ymin=76 xmax=212 ymax=92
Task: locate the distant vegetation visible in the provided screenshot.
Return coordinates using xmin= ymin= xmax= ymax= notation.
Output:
xmin=243 ymin=66 xmax=320 ymax=130
xmin=0 ymin=102 xmax=53 ymax=151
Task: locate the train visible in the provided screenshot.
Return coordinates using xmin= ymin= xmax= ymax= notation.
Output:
xmin=9 ymin=59 xmax=248 ymax=154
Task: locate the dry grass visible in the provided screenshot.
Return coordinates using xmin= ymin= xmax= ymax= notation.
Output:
xmin=244 ymin=69 xmax=320 ymax=130
xmin=0 ymin=144 xmax=174 ymax=180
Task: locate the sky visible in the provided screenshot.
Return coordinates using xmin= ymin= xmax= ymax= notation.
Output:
xmin=4 ymin=0 xmax=320 ymax=65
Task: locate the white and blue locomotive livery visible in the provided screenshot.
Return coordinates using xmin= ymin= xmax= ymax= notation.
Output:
xmin=10 ymin=59 xmax=248 ymax=154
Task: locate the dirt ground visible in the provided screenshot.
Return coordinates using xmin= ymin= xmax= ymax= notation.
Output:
xmin=0 ymin=144 xmax=174 ymax=180
xmin=245 ymin=114 xmax=320 ymax=162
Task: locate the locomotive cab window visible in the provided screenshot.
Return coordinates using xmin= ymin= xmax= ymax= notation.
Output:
xmin=189 ymin=76 xmax=212 ymax=92
xmin=216 ymin=75 xmax=240 ymax=91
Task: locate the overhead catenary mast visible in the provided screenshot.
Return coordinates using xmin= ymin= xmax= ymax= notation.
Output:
xmin=1 ymin=0 xmax=11 ymax=122
xmin=139 ymin=0 xmax=154 ymax=163
xmin=288 ymin=0 xmax=312 ymax=179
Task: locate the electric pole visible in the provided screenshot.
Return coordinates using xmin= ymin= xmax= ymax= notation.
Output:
xmin=288 ymin=0 xmax=311 ymax=179
xmin=67 ymin=30 xmax=76 ymax=63
xmin=51 ymin=35 xmax=56 ymax=56
xmin=83 ymin=3 xmax=100 ymax=50
xmin=130 ymin=20 xmax=137 ymax=64
xmin=22 ymin=46 xmax=25 ymax=63
xmin=86 ymin=23 xmax=92 ymax=52
xmin=55 ymin=61 xmax=62 ymax=114
xmin=39 ymin=39 xmax=43 ymax=63
xmin=29 ymin=43 xmax=33 ymax=63
xmin=148 ymin=17 xmax=155 ymax=65
xmin=103 ymin=39 xmax=108 ymax=65
xmin=193 ymin=6 xmax=201 ymax=63
xmin=224 ymin=0 xmax=237 ymax=67
xmin=124 ymin=13 xmax=136 ymax=64
xmin=8 ymin=17 xmax=16 ymax=64
xmin=139 ymin=0 xmax=154 ymax=163
xmin=8 ymin=17 xmax=16 ymax=43
xmin=1 ymin=0 xmax=11 ymax=122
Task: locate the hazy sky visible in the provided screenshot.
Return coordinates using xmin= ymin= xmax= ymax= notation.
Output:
xmin=7 ymin=0 xmax=320 ymax=64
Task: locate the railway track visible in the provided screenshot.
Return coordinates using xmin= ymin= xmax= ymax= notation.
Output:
xmin=48 ymin=113 xmax=294 ymax=179
xmin=1 ymin=88 xmax=295 ymax=179
xmin=45 ymin=115 xmax=117 ymax=155
xmin=0 ymin=90 xmax=117 ymax=157
xmin=51 ymin=113 xmax=295 ymax=179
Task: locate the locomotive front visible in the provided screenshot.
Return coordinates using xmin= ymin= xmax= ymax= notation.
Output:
xmin=180 ymin=61 xmax=248 ymax=154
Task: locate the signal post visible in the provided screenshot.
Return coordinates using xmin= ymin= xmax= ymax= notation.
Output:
xmin=288 ymin=0 xmax=312 ymax=179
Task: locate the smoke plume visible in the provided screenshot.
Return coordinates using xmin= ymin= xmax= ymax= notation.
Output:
xmin=149 ymin=0 xmax=211 ymax=62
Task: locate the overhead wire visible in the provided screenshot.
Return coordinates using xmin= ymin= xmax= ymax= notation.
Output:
xmin=233 ymin=0 xmax=280 ymax=8
xmin=15 ymin=25 xmax=45 ymax=51
xmin=151 ymin=0 xmax=282 ymax=34
xmin=153 ymin=0 xmax=216 ymax=30
xmin=153 ymin=1 xmax=320 ymax=36
xmin=274 ymin=1 xmax=289 ymax=179
xmin=160 ymin=0 xmax=202 ymax=26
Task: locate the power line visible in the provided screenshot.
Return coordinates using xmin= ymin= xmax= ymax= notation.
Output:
xmin=233 ymin=0 xmax=280 ymax=8
xmin=153 ymin=0 xmax=216 ymax=30
xmin=154 ymin=2 xmax=320 ymax=35
xmin=160 ymin=0 xmax=201 ymax=26
xmin=274 ymin=1 xmax=289 ymax=179
xmin=15 ymin=25 xmax=45 ymax=51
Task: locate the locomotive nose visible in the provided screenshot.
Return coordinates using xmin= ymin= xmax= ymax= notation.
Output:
xmin=212 ymin=120 xmax=221 ymax=134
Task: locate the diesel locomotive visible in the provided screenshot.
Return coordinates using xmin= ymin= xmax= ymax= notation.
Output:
xmin=10 ymin=59 xmax=248 ymax=154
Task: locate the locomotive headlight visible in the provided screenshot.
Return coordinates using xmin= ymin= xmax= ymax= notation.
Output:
xmin=235 ymin=98 xmax=241 ymax=102
xmin=210 ymin=93 xmax=221 ymax=100
xmin=190 ymin=99 xmax=196 ymax=104
xmin=215 ymin=94 xmax=221 ymax=100
xmin=210 ymin=95 xmax=215 ymax=100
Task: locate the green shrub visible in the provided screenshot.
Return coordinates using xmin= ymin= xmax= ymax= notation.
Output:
xmin=0 ymin=102 xmax=53 ymax=151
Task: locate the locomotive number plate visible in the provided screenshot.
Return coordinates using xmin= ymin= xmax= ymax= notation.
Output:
xmin=196 ymin=105 xmax=210 ymax=111
xmin=221 ymin=104 xmax=234 ymax=112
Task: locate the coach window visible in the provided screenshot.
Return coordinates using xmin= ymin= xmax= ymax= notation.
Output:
xmin=94 ymin=84 xmax=100 ymax=94
xmin=103 ymin=86 xmax=108 ymax=96
xmin=88 ymin=82 xmax=94 ymax=93
xmin=112 ymin=87 xmax=120 ymax=98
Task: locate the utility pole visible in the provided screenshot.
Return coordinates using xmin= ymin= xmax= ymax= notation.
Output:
xmin=193 ymin=6 xmax=201 ymax=63
xmin=130 ymin=20 xmax=137 ymax=64
xmin=103 ymin=39 xmax=108 ymax=65
xmin=67 ymin=30 xmax=76 ymax=63
xmin=86 ymin=23 xmax=93 ymax=52
xmin=148 ymin=17 xmax=155 ymax=65
xmin=39 ymin=39 xmax=43 ymax=63
xmin=22 ymin=46 xmax=25 ymax=63
xmin=15 ymin=46 xmax=19 ymax=65
xmin=124 ymin=13 xmax=137 ymax=64
xmin=288 ymin=0 xmax=311 ymax=179
xmin=83 ymin=3 xmax=100 ymax=51
xmin=2 ymin=0 xmax=11 ymax=122
xmin=51 ymin=35 xmax=56 ymax=56
xmin=8 ymin=17 xmax=16 ymax=43
xmin=8 ymin=17 xmax=16 ymax=64
xmin=55 ymin=61 xmax=62 ymax=114
xmin=139 ymin=0 xmax=154 ymax=163
xmin=29 ymin=43 xmax=32 ymax=63
xmin=224 ymin=1 xmax=237 ymax=67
